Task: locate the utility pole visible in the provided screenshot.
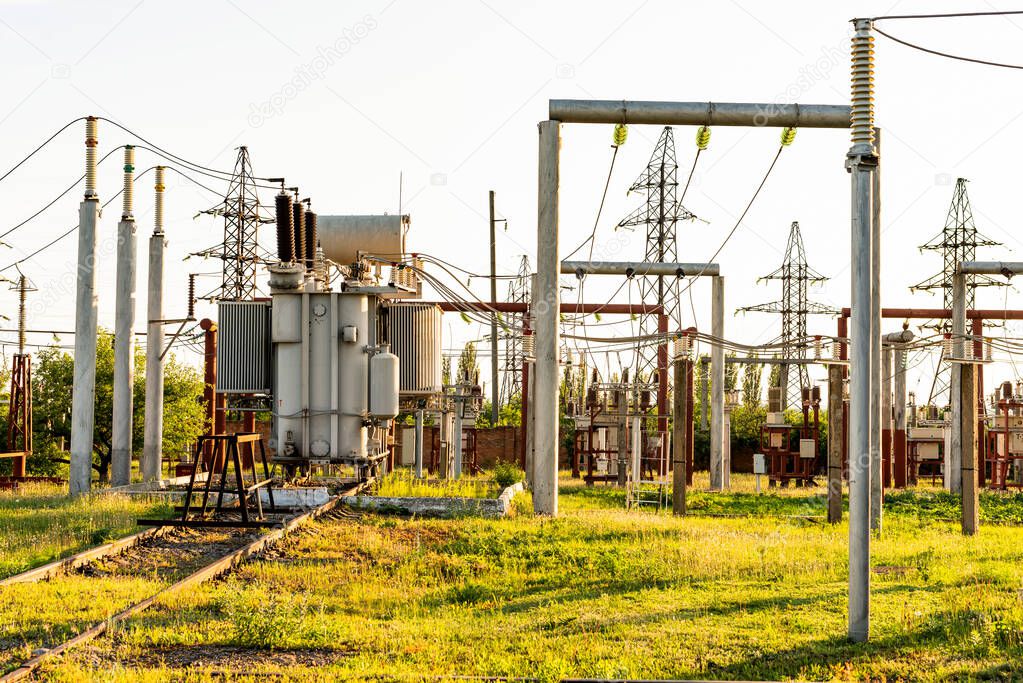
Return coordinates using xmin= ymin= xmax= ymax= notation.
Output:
xmin=112 ymin=146 xmax=137 ymax=487
xmin=847 ymin=18 xmax=879 ymax=643
xmin=489 ymin=190 xmax=499 ymax=426
xmin=8 ymin=274 xmax=35 ymax=479
xmin=142 ymin=167 xmax=166 ymax=481
xmin=672 ymin=339 xmax=690 ymax=516
xmin=71 ymin=116 xmax=100 ymax=495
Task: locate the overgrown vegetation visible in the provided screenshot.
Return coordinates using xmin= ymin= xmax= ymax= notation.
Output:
xmin=44 ymin=474 xmax=1023 ymax=681
xmin=0 ymin=482 xmax=172 ymax=578
xmin=374 ymin=468 xmax=499 ymax=498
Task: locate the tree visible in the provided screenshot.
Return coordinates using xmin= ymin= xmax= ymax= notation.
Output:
xmin=724 ymin=353 xmax=739 ymax=392
xmin=742 ymin=363 xmax=763 ymax=408
xmin=31 ymin=329 xmax=205 ymax=482
xmin=457 ymin=341 xmax=478 ymax=384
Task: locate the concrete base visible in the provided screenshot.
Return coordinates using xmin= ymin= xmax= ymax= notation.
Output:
xmin=342 ymin=482 xmax=525 ymax=518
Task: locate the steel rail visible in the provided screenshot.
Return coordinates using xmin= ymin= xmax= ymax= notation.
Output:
xmin=0 ymin=485 xmax=363 ymax=682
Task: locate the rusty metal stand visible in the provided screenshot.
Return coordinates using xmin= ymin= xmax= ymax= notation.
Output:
xmin=139 ymin=433 xmax=277 ymax=529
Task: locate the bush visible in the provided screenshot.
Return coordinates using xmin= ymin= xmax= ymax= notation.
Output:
xmin=492 ymin=462 xmax=524 ymax=489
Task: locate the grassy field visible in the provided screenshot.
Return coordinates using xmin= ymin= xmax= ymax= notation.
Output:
xmin=373 ymin=468 xmax=502 ymax=499
xmin=0 ymin=482 xmax=173 ymax=579
xmin=27 ymin=473 xmax=1023 ymax=681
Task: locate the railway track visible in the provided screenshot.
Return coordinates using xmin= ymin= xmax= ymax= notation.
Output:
xmin=0 ymin=485 xmax=362 ymax=682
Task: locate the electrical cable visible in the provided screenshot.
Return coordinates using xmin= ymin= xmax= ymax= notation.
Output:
xmin=97 ymin=118 xmax=281 ymax=183
xmin=871 ymin=10 xmax=1023 ymax=21
xmin=0 ymin=117 xmax=87 ymax=184
xmin=676 ymin=144 xmax=786 ymax=300
xmin=0 ymin=146 xmax=124 ymax=241
xmin=0 ymin=165 xmax=158 ymax=273
xmin=872 ymin=25 xmax=1023 ymax=70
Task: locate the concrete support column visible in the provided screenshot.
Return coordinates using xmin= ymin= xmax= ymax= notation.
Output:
xmin=710 ymin=276 xmax=725 ymax=490
xmin=961 ymin=362 xmax=979 ymax=535
xmin=533 ymin=120 xmax=560 ymax=516
xmin=142 ymin=168 xmax=166 ymax=482
xmin=70 ymin=117 xmax=101 ymax=495
xmin=414 ymin=408 xmax=424 ymax=479
xmin=869 ymin=128 xmax=883 ymax=534
xmin=672 ymin=357 xmax=690 ymax=516
xmin=111 ymin=146 xmax=137 ymax=487
xmin=893 ymin=347 xmax=907 ymax=488
xmin=949 ymin=272 xmax=966 ymax=493
xmin=881 ymin=346 xmax=893 ymax=490
xmin=453 ymin=388 xmax=463 ymax=480
xmin=827 ymin=364 xmax=845 ymax=523
xmin=846 ymin=133 xmax=876 ymax=643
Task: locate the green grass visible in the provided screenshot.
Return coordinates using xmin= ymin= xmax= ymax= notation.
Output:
xmin=0 ymin=482 xmax=173 ymax=579
xmin=374 ymin=468 xmax=501 ymax=499
xmin=44 ymin=473 xmax=1023 ymax=681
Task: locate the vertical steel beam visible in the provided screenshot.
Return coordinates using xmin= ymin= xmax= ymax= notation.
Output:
xmin=533 ymin=120 xmax=560 ymax=516
xmin=961 ymin=361 xmax=979 ymax=535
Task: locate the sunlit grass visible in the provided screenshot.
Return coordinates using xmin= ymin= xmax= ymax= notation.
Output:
xmin=47 ymin=473 xmax=1023 ymax=681
xmin=0 ymin=483 xmax=173 ymax=578
xmin=373 ymin=468 xmax=500 ymax=499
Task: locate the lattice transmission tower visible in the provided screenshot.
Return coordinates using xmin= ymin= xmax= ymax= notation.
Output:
xmin=616 ymin=126 xmax=695 ymax=378
xmin=501 ymin=255 xmax=530 ymax=406
xmin=200 ymin=146 xmax=273 ymax=301
xmin=740 ymin=221 xmax=836 ymax=409
xmin=912 ymin=178 xmax=1003 ymax=407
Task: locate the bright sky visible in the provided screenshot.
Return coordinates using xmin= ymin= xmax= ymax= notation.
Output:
xmin=1 ymin=0 xmax=1022 ymax=404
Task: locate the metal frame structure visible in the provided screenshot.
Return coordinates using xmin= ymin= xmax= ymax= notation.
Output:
xmin=741 ymin=221 xmax=836 ymax=409
xmin=914 ymin=178 xmax=1003 ymax=406
xmin=204 ymin=146 xmax=272 ymax=302
xmin=500 ymin=255 xmax=530 ymax=407
xmin=616 ymin=127 xmax=695 ymax=380
xmin=536 ymin=94 xmax=866 ymax=640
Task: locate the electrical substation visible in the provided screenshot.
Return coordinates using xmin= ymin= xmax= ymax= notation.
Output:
xmin=5 ymin=8 xmax=1023 ymax=679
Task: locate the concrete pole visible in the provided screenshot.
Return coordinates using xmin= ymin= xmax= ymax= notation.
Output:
xmin=710 ymin=276 xmax=725 ymax=490
xmin=453 ymin=388 xmax=463 ymax=480
xmin=533 ymin=120 xmax=560 ymax=516
xmin=672 ymin=356 xmax=689 ymax=516
xmin=414 ymin=408 xmax=424 ymax=479
xmin=893 ymin=346 xmax=907 ymax=488
xmin=699 ymin=357 xmax=708 ymax=431
xmin=489 ymin=190 xmax=499 ymax=426
xmin=111 ymin=146 xmax=137 ymax=487
xmin=881 ymin=346 xmax=893 ymax=490
xmin=961 ymin=362 xmax=979 ymax=535
xmin=70 ymin=116 xmax=100 ymax=495
xmin=616 ymin=385 xmax=628 ymax=486
xmin=723 ymin=404 xmax=732 ymax=490
xmin=142 ymin=167 xmax=166 ymax=482
xmin=827 ymin=364 xmax=844 ymax=523
xmin=869 ymin=127 xmax=882 ymax=534
xmin=525 ymin=273 xmax=539 ymax=487
xmin=949 ymin=271 xmax=966 ymax=493
xmin=847 ymin=17 xmax=877 ymax=641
